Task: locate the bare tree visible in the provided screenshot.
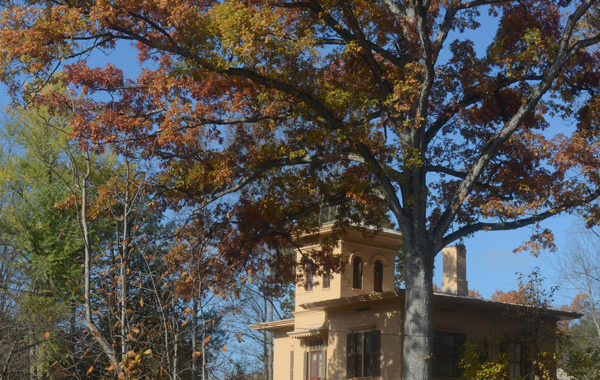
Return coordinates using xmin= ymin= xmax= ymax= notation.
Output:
xmin=554 ymin=228 xmax=600 ymax=340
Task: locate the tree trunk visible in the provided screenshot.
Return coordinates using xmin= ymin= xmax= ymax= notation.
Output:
xmin=199 ymin=295 xmax=206 ymax=380
xmin=262 ymin=296 xmax=268 ymax=380
xmin=78 ymin=153 xmax=121 ymax=375
xmin=192 ymin=296 xmax=198 ymax=379
xmin=401 ymin=243 xmax=435 ymax=380
xmin=119 ymin=252 xmax=129 ymax=359
xmin=268 ymin=300 xmax=273 ymax=380
xmin=172 ymin=294 xmax=178 ymax=380
xmin=120 ymin=161 xmax=131 ymax=361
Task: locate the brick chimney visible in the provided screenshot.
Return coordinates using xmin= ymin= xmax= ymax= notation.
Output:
xmin=442 ymin=244 xmax=468 ymax=296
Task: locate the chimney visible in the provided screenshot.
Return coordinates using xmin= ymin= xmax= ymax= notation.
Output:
xmin=442 ymin=244 xmax=468 ymax=296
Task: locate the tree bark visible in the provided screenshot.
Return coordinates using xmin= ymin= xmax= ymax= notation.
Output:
xmin=268 ymin=299 xmax=273 ymax=380
xmin=401 ymin=242 xmax=435 ymax=380
xmin=78 ymin=152 xmax=121 ymax=374
xmin=119 ymin=162 xmax=131 ymax=362
xmin=172 ymin=294 xmax=179 ymax=380
xmin=192 ymin=295 xmax=198 ymax=379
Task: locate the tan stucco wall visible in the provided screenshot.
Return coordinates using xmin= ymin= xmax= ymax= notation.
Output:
xmin=272 ymin=298 xmax=559 ymax=380
xmin=295 ymin=229 xmax=400 ymax=313
xmin=295 ymin=241 xmax=343 ymax=313
xmin=273 ymin=330 xmax=295 ymax=380
xmin=268 ymin=227 xmax=558 ymax=379
xmin=325 ymin=301 xmax=403 ymax=379
xmin=339 ymin=239 xmax=397 ymax=298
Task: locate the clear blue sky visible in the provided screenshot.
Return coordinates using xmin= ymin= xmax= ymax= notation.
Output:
xmin=0 ymin=12 xmax=585 ymax=307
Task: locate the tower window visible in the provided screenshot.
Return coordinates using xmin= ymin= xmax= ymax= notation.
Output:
xmin=374 ymin=260 xmax=383 ymax=292
xmin=352 ymin=257 xmax=363 ymax=289
xmin=305 ymin=261 xmax=314 ymax=291
xmin=323 ymin=269 xmax=331 ymax=289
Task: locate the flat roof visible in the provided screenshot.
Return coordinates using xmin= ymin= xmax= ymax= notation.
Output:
xmin=300 ymin=289 xmax=581 ymax=321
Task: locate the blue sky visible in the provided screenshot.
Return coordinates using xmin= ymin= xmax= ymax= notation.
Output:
xmin=0 ymin=9 xmax=587 ymax=307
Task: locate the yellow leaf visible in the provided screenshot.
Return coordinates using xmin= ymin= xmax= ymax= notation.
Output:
xmin=144 ymin=349 xmax=152 ymax=355
xmin=221 ymin=345 xmax=227 ymax=352
xmin=139 ymin=297 xmax=144 ymax=307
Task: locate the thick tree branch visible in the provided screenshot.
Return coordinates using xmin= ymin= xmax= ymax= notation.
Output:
xmin=425 ymin=165 xmax=466 ymax=178
xmin=340 ymin=1 xmax=394 ymax=96
xmin=414 ymin=1 xmax=434 ymax=128
xmin=166 ymin=155 xmax=323 ymax=207
xmin=180 ymin=113 xmax=292 ymax=127
xmin=424 ymin=75 xmax=544 ymax=146
xmin=441 ymin=187 xmax=600 ymax=248
xmin=432 ymin=0 xmax=598 ymax=244
xmin=221 ymin=67 xmax=342 ymax=129
xmin=275 ymin=0 xmax=408 ymax=67
xmin=353 ymin=143 xmax=408 ymax=226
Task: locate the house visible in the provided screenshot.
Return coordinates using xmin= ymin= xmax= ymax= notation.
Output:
xmin=250 ymin=224 xmax=579 ymax=379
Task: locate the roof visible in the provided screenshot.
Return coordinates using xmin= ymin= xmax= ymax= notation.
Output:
xmin=299 ymin=222 xmax=402 ymax=240
xmin=287 ymin=325 xmax=328 ymax=339
xmin=249 ymin=318 xmax=294 ymax=331
xmin=250 ymin=291 xmax=580 ymax=332
xmin=300 ymin=289 xmax=581 ymax=321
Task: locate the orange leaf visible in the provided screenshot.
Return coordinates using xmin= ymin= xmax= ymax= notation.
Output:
xmin=86 ymin=366 xmax=94 ymax=376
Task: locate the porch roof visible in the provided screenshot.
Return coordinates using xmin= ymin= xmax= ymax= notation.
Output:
xmin=249 ymin=318 xmax=295 ymax=331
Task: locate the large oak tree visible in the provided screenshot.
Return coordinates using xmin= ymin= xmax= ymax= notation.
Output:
xmin=2 ymin=1 xmax=600 ymax=378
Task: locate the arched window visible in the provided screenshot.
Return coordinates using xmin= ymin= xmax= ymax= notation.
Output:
xmin=323 ymin=268 xmax=331 ymax=289
xmin=374 ymin=260 xmax=383 ymax=292
xmin=305 ymin=260 xmax=314 ymax=291
xmin=352 ymin=257 xmax=363 ymax=289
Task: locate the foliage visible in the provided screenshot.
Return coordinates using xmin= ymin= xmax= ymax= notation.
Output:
xmin=0 ymin=108 xmax=88 ymax=377
xmin=489 ymin=269 xmax=559 ymax=379
xmin=458 ymin=339 xmax=557 ymax=380
xmin=0 ymin=102 xmax=241 ymax=379
xmin=458 ymin=340 xmax=509 ymax=380
xmin=2 ymin=0 xmax=600 ymax=378
xmin=558 ymin=293 xmax=600 ymax=379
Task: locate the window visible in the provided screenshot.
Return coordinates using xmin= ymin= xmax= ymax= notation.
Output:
xmin=433 ymin=331 xmax=465 ymax=378
xmin=346 ymin=330 xmax=380 ymax=378
xmin=352 ymin=257 xmax=363 ymax=289
xmin=374 ymin=260 xmax=383 ymax=292
xmin=309 ymin=350 xmax=325 ymax=380
xmin=506 ymin=341 xmax=530 ymax=379
xmin=305 ymin=261 xmax=314 ymax=291
xmin=305 ymin=340 xmax=326 ymax=380
xmin=323 ymin=269 xmax=331 ymax=289
xmin=290 ymin=351 xmax=294 ymax=380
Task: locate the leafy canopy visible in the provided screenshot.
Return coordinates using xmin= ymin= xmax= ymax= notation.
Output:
xmin=1 ymin=0 xmax=600 ymax=285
